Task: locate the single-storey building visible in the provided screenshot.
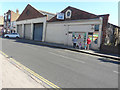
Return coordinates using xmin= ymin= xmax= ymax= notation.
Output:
xmin=16 ymin=4 xmax=55 ymax=41
xmin=45 ymin=6 xmax=109 ymax=50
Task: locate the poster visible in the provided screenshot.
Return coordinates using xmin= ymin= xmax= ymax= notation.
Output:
xmin=72 ymin=32 xmax=86 ymax=48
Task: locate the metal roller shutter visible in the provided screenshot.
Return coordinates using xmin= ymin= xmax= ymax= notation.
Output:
xmin=33 ymin=23 xmax=43 ymax=41
xmin=17 ymin=25 xmax=22 ymax=38
xmin=24 ymin=24 xmax=31 ymax=39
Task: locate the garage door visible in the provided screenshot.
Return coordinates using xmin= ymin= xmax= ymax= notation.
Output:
xmin=24 ymin=24 xmax=31 ymax=39
xmin=33 ymin=23 xmax=43 ymax=41
xmin=17 ymin=25 xmax=22 ymax=38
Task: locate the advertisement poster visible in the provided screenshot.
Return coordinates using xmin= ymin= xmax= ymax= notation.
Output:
xmin=72 ymin=32 xmax=86 ymax=48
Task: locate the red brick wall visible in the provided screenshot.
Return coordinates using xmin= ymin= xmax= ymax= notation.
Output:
xmin=17 ymin=4 xmax=45 ymax=21
xmin=100 ymin=45 xmax=120 ymax=55
xmin=100 ymin=14 xmax=109 ymax=44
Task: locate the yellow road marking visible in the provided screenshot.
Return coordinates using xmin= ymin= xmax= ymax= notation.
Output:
xmin=0 ymin=50 xmax=61 ymax=89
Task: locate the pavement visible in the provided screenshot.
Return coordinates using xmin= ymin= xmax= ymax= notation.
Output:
xmin=0 ymin=54 xmax=45 ymax=88
xmin=15 ymin=38 xmax=120 ymax=61
xmin=1 ymin=38 xmax=118 ymax=88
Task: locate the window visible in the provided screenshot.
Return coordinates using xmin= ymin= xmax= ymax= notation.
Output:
xmin=65 ymin=10 xmax=72 ymax=19
xmin=95 ymin=25 xmax=99 ymax=31
xmin=5 ymin=16 xmax=7 ymax=21
xmin=67 ymin=12 xmax=70 ymax=17
xmin=8 ymin=14 xmax=11 ymax=20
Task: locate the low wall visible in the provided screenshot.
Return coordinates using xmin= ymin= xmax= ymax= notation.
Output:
xmin=100 ymin=45 xmax=120 ymax=55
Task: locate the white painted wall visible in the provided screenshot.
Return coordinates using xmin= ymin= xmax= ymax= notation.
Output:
xmin=45 ymin=23 xmax=67 ymax=45
xmin=69 ymin=25 xmax=94 ymax=32
xmin=45 ymin=18 xmax=103 ymax=49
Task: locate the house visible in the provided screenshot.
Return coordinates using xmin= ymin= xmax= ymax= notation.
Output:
xmin=45 ymin=6 xmax=109 ymax=50
xmin=16 ymin=4 xmax=55 ymax=41
xmin=0 ymin=16 xmax=4 ymax=36
xmin=4 ymin=9 xmax=20 ymax=33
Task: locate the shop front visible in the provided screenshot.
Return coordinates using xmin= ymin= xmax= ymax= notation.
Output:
xmin=46 ymin=19 xmax=103 ymax=50
xmin=68 ymin=32 xmax=87 ymax=48
xmin=46 ymin=6 xmax=106 ymax=50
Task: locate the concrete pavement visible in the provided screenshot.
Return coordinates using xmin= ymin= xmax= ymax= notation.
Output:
xmin=0 ymin=54 xmax=45 ymax=88
xmin=1 ymin=38 xmax=118 ymax=88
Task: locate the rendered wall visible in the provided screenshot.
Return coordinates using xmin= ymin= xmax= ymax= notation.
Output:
xmin=45 ymin=19 xmax=102 ymax=49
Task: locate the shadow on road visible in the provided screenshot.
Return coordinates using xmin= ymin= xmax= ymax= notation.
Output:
xmin=12 ymin=38 xmax=67 ymax=50
xmin=98 ymin=58 xmax=120 ymax=65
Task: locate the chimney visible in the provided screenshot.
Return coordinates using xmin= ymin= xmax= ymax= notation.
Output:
xmin=16 ymin=9 xmax=19 ymax=14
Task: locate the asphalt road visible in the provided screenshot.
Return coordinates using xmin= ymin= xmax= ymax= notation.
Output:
xmin=0 ymin=38 xmax=118 ymax=88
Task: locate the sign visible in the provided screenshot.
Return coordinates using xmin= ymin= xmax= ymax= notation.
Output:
xmin=57 ymin=13 xmax=64 ymax=20
xmin=65 ymin=10 xmax=72 ymax=19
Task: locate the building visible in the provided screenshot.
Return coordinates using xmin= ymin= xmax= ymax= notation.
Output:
xmin=16 ymin=4 xmax=55 ymax=41
xmin=45 ymin=6 xmax=109 ymax=50
xmin=4 ymin=9 xmax=20 ymax=33
xmin=0 ymin=16 xmax=4 ymax=36
xmin=100 ymin=23 xmax=120 ymax=55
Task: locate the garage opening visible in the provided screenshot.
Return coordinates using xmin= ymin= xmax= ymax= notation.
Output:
xmin=33 ymin=23 xmax=43 ymax=41
xmin=17 ymin=24 xmax=22 ymax=38
xmin=24 ymin=24 xmax=31 ymax=39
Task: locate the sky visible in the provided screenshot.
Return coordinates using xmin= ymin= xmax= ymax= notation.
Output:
xmin=0 ymin=2 xmax=119 ymax=26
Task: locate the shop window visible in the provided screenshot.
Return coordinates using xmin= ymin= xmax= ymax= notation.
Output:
xmin=88 ymin=32 xmax=93 ymax=35
xmin=88 ymin=32 xmax=99 ymax=44
xmin=88 ymin=32 xmax=93 ymax=41
xmin=95 ymin=25 xmax=99 ymax=31
xmin=94 ymin=38 xmax=98 ymax=44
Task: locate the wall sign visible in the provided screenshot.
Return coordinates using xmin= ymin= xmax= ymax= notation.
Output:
xmin=57 ymin=13 xmax=64 ymax=20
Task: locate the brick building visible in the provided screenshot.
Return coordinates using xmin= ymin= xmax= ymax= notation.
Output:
xmin=0 ymin=16 xmax=4 ymax=36
xmin=4 ymin=9 xmax=20 ymax=33
xmin=100 ymin=23 xmax=120 ymax=55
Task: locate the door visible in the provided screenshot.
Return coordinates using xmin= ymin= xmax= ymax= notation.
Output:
xmin=68 ymin=33 xmax=73 ymax=46
xmin=24 ymin=24 xmax=31 ymax=39
xmin=33 ymin=23 xmax=43 ymax=41
xmin=17 ymin=25 xmax=22 ymax=38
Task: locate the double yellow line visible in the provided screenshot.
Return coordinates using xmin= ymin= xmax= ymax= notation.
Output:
xmin=0 ymin=50 xmax=61 ymax=89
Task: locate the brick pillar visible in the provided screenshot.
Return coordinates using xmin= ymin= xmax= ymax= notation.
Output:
xmin=101 ymin=14 xmax=110 ymax=45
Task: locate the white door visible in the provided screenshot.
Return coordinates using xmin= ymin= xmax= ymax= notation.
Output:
xmin=68 ymin=33 xmax=73 ymax=46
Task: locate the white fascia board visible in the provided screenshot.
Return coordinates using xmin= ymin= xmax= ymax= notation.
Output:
xmin=16 ymin=17 xmax=46 ymax=25
xmin=48 ymin=18 xmax=101 ymax=25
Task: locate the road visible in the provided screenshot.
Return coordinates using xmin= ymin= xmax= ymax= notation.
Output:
xmin=0 ymin=38 xmax=118 ymax=88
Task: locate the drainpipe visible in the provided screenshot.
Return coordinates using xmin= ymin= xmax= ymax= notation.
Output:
xmin=97 ymin=17 xmax=103 ymax=49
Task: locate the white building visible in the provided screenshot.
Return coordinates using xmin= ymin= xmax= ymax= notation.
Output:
xmin=45 ymin=6 xmax=109 ymax=50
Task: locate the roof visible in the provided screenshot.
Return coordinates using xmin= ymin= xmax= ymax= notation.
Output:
xmin=49 ymin=6 xmax=109 ymax=22
xmin=108 ymin=23 xmax=120 ymax=28
xmin=17 ymin=4 xmax=46 ymax=21
xmin=38 ymin=10 xmax=55 ymax=16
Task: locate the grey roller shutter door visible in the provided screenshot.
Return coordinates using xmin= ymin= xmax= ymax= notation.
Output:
xmin=33 ymin=23 xmax=43 ymax=41
xmin=24 ymin=24 xmax=31 ymax=39
xmin=17 ymin=25 xmax=22 ymax=38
